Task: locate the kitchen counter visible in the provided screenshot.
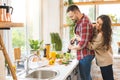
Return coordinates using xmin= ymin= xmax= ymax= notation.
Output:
xmin=7 ymin=58 xmax=79 ymax=80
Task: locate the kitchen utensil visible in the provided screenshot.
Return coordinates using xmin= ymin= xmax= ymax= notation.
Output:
xmin=6 ymin=6 xmax=13 ymax=21
xmin=0 ymin=6 xmax=7 ymax=21
xmin=0 ymin=5 xmax=13 ymax=22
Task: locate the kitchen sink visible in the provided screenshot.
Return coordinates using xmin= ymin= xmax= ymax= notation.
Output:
xmin=25 ymin=69 xmax=59 ymax=79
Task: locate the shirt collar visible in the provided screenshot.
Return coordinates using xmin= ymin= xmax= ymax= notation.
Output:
xmin=76 ymin=13 xmax=84 ymax=25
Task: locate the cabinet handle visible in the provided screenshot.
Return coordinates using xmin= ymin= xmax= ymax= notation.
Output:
xmin=74 ymin=70 xmax=78 ymax=75
xmin=67 ymin=75 xmax=71 ymax=80
xmin=73 ymin=68 xmax=77 ymax=75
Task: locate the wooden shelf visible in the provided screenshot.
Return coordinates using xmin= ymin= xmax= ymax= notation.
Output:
xmin=63 ymin=23 xmax=120 ymax=27
xmin=112 ymin=23 xmax=120 ymax=26
xmin=64 ymin=1 xmax=120 ymax=6
xmin=0 ymin=22 xmax=24 ymax=28
xmin=74 ymin=1 xmax=120 ymax=5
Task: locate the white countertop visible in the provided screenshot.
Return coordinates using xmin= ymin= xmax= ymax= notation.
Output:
xmin=7 ymin=58 xmax=79 ymax=80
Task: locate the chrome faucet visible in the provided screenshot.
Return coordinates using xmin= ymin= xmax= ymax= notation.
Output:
xmin=25 ymin=54 xmax=40 ymax=75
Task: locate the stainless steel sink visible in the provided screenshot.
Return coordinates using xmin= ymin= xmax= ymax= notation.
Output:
xmin=25 ymin=69 xmax=59 ymax=79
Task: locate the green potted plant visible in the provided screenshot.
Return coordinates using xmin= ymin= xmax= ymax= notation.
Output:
xmin=29 ymin=39 xmax=44 ymax=55
xmin=50 ymin=32 xmax=62 ymax=51
xmin=64 ymin=0 xmax=73 ymax=6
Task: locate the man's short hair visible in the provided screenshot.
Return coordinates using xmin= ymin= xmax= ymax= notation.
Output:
xmin=67 ymin=5 xmax=80 ymax=13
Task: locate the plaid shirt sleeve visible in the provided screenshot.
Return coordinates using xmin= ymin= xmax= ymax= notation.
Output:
xmin=78 ymin=23 xmax=90 ymax=49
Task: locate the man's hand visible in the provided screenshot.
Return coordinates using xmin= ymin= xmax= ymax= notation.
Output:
xmin=75 ymin=35 xmax=81 ymax=41
xmin=68 ymin=44 xmax=74 ymax=50
xmin=70 ymin=35 xmax=81 ymax=44
xmin=70 ymin=37 xmax=76 ymax=44
xmin=68 ymin=44 xmax=81 ymax=50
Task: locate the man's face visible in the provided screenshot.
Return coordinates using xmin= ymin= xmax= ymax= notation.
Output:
xmin=67 ymin=11 xmax=78 ymax=23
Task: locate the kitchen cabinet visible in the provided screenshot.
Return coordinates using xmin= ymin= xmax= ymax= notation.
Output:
xmin=66 ymin=64 xmax=80 ymax=80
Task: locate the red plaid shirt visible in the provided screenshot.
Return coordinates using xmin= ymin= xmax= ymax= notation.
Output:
xmin=75 ymin=14 xmax=94 ymax=60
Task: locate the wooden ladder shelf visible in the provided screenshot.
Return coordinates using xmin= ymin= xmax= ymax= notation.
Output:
xmin=0 ymin=22 xmax=24 ymax=80
xmin=0 ymin=34 xmax=17 ymax=80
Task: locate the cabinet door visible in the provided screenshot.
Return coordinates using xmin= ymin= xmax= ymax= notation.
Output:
xmin=66 ymin=75 xmax=71 ymax=80
xmin=66 ymin=65 xmax=81 ymax=80
xmin=73 ymin=65 xmax=81 ymax=80
xmin=72 ymin=68 xmax=78 ymax=80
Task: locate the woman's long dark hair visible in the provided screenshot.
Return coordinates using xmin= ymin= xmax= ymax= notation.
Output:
xmin=97 ymin=15 xmax=112 ymax=50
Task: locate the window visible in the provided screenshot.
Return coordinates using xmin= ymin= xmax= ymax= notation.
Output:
xmin=11 ymin=0 xmax=42 ymax=57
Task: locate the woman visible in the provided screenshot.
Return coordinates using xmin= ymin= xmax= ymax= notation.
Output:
xmin=87 ymin=15 xmax=114 ymax=80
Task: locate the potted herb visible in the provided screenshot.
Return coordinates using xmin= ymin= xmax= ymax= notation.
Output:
xmin=29 ymin=39 xmax=44 ymax=55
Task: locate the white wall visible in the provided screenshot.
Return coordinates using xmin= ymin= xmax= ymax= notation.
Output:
xmin=0 ymin=0 xmax=3 ymax=4
xmin=0 ymin=0 xmax=11 ymax=5
xmin=48 ymin=0 xmax=60 ymax=33
xmin=42 ymin=0 xmax=60 ymax=44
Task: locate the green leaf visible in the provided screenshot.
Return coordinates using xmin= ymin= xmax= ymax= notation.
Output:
xmin=29 ymin=39 xmax=44 ymax=51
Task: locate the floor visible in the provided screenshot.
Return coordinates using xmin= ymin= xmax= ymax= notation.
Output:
xmin=91 ymin=57 xmax=120 ymax=80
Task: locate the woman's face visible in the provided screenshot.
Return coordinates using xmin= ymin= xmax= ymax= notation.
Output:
xmin=96 ymin=18 xmax=103 ymax=31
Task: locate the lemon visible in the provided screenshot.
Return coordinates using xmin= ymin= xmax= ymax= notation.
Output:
xmin=49 ymin=59 xmax=55 ymax=65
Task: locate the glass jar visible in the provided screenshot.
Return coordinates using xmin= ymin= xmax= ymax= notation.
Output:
xmin=45 ymin=44 xmax=50 ymax=59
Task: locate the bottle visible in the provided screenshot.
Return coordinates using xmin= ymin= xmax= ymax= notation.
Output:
xmin=67 ymin=40 xmax=73 ymax=53
xmin=43 ymin=48 xmax=46 ymax=57
xmin=45 ymin=44 xmax=50 ymax=59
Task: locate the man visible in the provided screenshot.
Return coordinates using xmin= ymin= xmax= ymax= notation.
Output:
xmin=67 ymin=5 xmax=95 ymax=80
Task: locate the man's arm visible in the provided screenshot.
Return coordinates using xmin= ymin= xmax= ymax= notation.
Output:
xmin=68 ymin=23 xmax=91 ymax=50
